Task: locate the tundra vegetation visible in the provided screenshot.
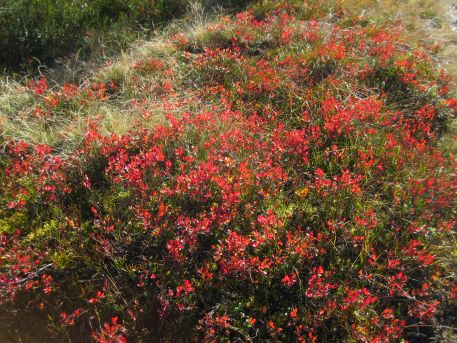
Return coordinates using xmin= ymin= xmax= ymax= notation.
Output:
xmin=0 ymin=0 xmax=456 ymax=342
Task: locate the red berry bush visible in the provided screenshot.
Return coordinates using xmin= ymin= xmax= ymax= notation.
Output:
xmin=0 ymin=2 xmax=456 ymax=342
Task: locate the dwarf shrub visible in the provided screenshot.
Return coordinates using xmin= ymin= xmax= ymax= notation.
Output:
xmin=0 ymin=1 xmax=456 ymax=342
xmin=0 ymin=0 xmax=230 ymax=71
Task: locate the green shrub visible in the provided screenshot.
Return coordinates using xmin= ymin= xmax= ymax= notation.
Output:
xmin=0 ymin=0 xmax=253 ymax=73
xmin=0 ymin=0 xmax=190 ymax=72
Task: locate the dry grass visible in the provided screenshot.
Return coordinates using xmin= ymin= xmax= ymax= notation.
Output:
xmin=0 ymin=0 xmax=456 ymax=154
xmin=0 ymin=2 xmax=217 ymax=154
xmin=340 ymin=1 xmax=454 ymax=73
xmin=339 ymin=0 xmax=457 ymax=153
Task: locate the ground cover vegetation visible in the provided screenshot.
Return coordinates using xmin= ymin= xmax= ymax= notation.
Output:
xmin=0 ymin=0 xmax=456 ymax=342
xmin=0 ymin=0 xmax=249 ymax=73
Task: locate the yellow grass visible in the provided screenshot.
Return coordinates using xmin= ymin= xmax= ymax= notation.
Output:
xmin=0 ymin=1 xmax=455 ymax=154
xmin=340 ymin=0 xmax=457 ymax=152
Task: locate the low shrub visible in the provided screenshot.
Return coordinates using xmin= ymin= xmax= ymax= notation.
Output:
xmin=0 ymin=1 xmax=456 ymax=342
xmin=0 ymin=0 xmax=250 ymax=72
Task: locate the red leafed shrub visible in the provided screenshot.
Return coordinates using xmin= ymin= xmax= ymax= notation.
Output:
xmin=0 ymin=1 xmax=456 ymax=342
